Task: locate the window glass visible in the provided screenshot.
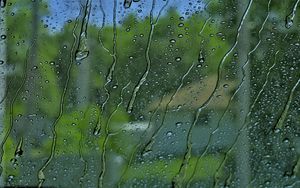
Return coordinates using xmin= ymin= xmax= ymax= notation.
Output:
xmin=0 ymin=0 xmax=299 ymax=187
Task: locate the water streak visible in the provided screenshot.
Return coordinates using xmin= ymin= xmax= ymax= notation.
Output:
xmin=36 ymin=2 xmax=85 ymax=186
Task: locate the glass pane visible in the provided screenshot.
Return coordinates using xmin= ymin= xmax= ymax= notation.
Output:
xmin=0 ymin=0 xmax=299 ymax=187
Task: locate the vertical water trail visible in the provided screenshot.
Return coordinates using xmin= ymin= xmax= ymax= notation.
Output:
xmin=78 ymin=107 xmax=93 ymax=188
xmin=126 ymin=0 xmax=170 ymax=113
xmin=285 ymin=0 xmax=300 ymax=29
xmin=97 ymin=82 xmax=131 ymax=188
xmin=116 ymin=93 xmax=165 ymax=188
xmin=212 ymin=50 xmax=280 ymax=187
xmin=171 ymin=1 xmax=254 ymax=187
xmin=274 ymin=77 xmax=300 ymax=130
xmin=93 ymin=0 xmax=117 ymax=136
xmin=97 ymin=0 xmax=112 ymax=54
xmin=75 ymin=0 xmax=92 ymax=61
xmin=0 ymin=46 xmax=31 ymax=177
xmin=36 ymin=1 xmax=87 ymax=186
xmin=186 ymin=1 xmax=272 ymax=186
xmin=141 ymin=62 xmax=195 ymax=154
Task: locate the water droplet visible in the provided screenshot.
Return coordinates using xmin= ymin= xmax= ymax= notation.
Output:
xmin=38 ymin=171 xmax=45 ymax=180
xmin=0 ymin=60 xmax=4 ymax=65
xmin=124 ymin=0 xmax=133 ymax=9
xmin=223 ymin=84 xmax=229 ymax=88
xmin=14 ymin=137 xmax=23 ymax=158
xmin=198 ymin=51 xmax=205 ymax=65
xmin=175 ymin=57 xmax=181 ymax=62
xmin=178 ymin=23 xmax=184 ymax=27
xmin=7 ymin=175 xmax=14 ymax=182
xmin=285 ymin=15 xmax=294 ymax=29
xmin=142 ymin=150 xmax=152 ymax=157
xmin=93 ymin=127 xmax=101 ymax=136
xmin=170 ymin=39 xmax=176 ymax=43
xmin=178 ymin=34 xmax=183 ymax=38
xmin=283 ymin=138 xmax=290 ymax=143
xmin=0 ymin=0 xmax=7 ymax=8
xmin=166 ymin=131 xmax=173 ymax=136
xmin=1 ymin=35 xmax=6 ymax=39
xmin=176 ymin=122 xmax=183 ymax=127
xmin=75 ymin=50 xmax=89 ymax=61
xmin=75 ymin=2 xmax=91 ymax=62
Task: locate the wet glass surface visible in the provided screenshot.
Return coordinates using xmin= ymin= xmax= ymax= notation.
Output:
xmin=0 ymin=0 xmax=299 ymax=187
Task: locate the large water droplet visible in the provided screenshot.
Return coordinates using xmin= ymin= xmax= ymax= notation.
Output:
xmin=0 ymin=0 xmax=7 ymax=8
xmin=124 ymin=0 xmax=133 ymax=9
xmin=38 ymin=171 xmax=45 ymax=180
xmin=75 ymin=50 xmax=89 ymax=61
xmin=93 ymin=126 xmax=101 ymax=136
xmin=75 ymin=33 xmax=89 ymax=61
xmin=175 ymin=57 xmax=181 ymax=62
xmin=285 ymin=14 xmax=294 ymax=29
xmin=14 ymin=137 xmax=23 ymax=158
xmin=170 ymin=39 xmax=176 ymax=43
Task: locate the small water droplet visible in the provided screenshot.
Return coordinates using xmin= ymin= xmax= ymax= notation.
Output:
xmin=1 ymin=35 xmax=6 ymax=39
xmin=166 ymin=131 xmax=173 ymax=136
xmin=283 ymin=138 xmax=290 ymax=143
xmin=0 ymin=60 xmax=4 ymax=65
xmin=178 ymin=23 xmax=184 ymax=27
xmin=176 ymin=122 xmax=183 ymax=127
xmin=198 ymin=50 xmax=205 ymax=65
xmin=223 ymin=84 xmax=229 ymax=88
xmin=142 ymin=150 xmax=152 ymax=157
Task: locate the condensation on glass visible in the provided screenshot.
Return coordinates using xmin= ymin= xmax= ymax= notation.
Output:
xmin=0 ymin=0 xmax=299 ymax=187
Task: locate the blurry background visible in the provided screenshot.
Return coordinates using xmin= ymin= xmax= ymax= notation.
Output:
xmin=0 ymin=0 xmax=299 ymax=187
